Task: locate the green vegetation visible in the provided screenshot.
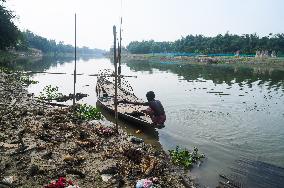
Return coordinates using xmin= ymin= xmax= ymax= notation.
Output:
xmin=39 ymin=85 xmax=63 ymax=100
xmin=0 ymin=65 xmax=14 ymax=73
xmin=127 ymin=33 xmax=284 ymax=55
xmin=169 ymin=146 xmax=205 ymax=169
xmin=0 ymin=51 xmax=17 ymax=65
xmin=20 ymin=75 xmax=39 ymax=85
xmin=20 ymin=30 xmax=105 ymax=55
xmin=0 ymin=0 xmax=20 ymax=50
xmin=76 ymin=104 xmax=102 ymax=120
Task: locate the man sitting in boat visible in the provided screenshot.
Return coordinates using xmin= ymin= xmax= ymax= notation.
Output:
xmin=121 ymin=91 xmax=166 ymax=125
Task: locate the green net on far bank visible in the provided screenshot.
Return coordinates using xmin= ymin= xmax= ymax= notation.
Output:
xmin=169 ymin=146 xmax=205 ymax=169
xmin=76 ymin=104 xmax=102 ymax=120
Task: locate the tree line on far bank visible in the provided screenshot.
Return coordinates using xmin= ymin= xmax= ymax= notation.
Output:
xmin=21 ymin=30 xmax=105 ymax=55
xmin=0 ymin=0 xmax=104 ymax=56
xmin=127 ymin=33 xmax=284 ymax=56
xmin=0 ymin=0 xmax=19 ymax=51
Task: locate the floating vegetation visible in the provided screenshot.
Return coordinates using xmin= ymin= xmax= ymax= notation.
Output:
xmin=76 ymin=104 xmax=102 ymax=120
xmin=39 ymin=85 xmax=63 ymax=100
xmin=169 ymin=146 xmax=205 ymax=169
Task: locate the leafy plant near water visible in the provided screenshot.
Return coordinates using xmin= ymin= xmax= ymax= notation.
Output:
xmin=76 ymin=104 xmax=102 ymax=120
xmin=20 ymin=75 xmax=39 ymax=85
xmin=0 ymin=66 xmax=12 ymax=73
xmin=39 ymin=85 xmax=63 ymax=100
xmin=169 ymin=146 xmax=205 ymax=169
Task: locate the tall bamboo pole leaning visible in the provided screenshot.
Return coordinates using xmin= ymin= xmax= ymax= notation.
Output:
xmin=118 ymin=17 xmax=122 ymax=87
xmin=113 ymin=25 xmax=118 ymax=132
xmin=118 ymin=17 xmax=122 ymax=75
xmin=73 ymin=14 xmax=77 ymax=106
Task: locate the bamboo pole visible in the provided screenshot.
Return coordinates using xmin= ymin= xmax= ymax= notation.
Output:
xmin=73 ymin=14 xmax=77 ymax=106
xmin=113 ymin=25 xmax=118 ymax=133
xmin=118 ymin=22 xmax=122 ymax=75
xmin=118 ymin=17 xmax=122 ymax=87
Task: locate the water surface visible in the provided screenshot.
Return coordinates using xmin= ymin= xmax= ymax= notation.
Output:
xmin=24 ymin=57 xmax=284 ymax=187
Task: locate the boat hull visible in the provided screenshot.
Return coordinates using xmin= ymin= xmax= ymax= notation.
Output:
xmin=95 ymin=76 xmax=162 ymax=128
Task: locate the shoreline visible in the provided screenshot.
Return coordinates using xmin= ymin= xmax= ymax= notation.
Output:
xmin=0 ymin=70 xmax=194 ymax=187
xmin=122 ymin=53 xmax=284 ymax=69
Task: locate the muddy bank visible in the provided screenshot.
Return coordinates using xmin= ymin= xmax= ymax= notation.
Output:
xmin=122 ymin=54 xmax=284 ymax=69
xmin=0 ymin=71 xmax=194 ymax=187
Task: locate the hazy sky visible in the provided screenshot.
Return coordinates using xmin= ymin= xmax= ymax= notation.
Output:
xmin=7 ymin=0 xmax=284 ymax=50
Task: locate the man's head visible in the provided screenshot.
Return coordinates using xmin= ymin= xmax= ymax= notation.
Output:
xmin=146 ymin=91 xmax=155 ymax=101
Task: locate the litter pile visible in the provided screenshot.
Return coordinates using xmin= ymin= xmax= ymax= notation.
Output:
xmin=0 ymin=71 xmax=194 ymax=187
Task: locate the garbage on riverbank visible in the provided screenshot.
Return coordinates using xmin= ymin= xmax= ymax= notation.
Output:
xmin=0 ymin=70 xmax=194 ymax=187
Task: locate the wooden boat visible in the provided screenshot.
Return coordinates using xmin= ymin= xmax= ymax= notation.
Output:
xmin=96 ymin=77 xmax=162 ymax=128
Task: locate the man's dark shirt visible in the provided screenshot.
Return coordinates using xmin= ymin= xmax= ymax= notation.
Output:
xmin=146 ymin=100 xmax=165 ymax=116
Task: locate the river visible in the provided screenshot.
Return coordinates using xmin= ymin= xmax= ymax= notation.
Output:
xmin=23 ymin=56 xmax=284 ymax=187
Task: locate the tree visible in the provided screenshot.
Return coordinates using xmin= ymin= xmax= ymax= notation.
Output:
xmin=126 ymin=33 xmax=284 ymax=55
xmin=0 ymin=0 xmax=20 ymax=50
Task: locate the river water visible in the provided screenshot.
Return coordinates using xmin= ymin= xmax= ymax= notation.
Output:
xmin=23 ymin=56 xmax=284 ymax=187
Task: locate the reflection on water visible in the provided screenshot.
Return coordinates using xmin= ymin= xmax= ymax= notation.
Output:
xmin=227 ymin=158 xmax=284 ymax=188
xmin=23 ymin=57 xmax=284 ymax=188
xmin=4 ymin=55 xmax=102 ymax=72
xmin=3 ymin=56 xmax=74 ymax=71
xmin=125 ymin=60 xmax=284 ymax=88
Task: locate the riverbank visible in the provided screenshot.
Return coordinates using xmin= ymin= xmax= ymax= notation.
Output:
xmin=0 ymin=70 xmax=193 ymax=187
xmin=123 ymin=54 xmax=284 ymax=69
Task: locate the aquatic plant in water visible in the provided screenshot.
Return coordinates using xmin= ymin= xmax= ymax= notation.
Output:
xmin=39 ymin=85 xmax=63 ymax=100
xmin=76 ymin=104 xmax=102 ymax=120
xmin=169 ymin=146 xmax=205 ymax=169
xmin=20 ymin=75 xmax=39 ymax=85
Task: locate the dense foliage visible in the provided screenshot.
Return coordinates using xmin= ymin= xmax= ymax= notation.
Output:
xmin=0 ymin=0 xmax=20 ymax=50
xmin=21 ymin=30 xmax=73 ymax=53
xmin=22 ymin=30 xmax=105 ymax=55
xmin=127 ymin=33 xmax=284 ymax=55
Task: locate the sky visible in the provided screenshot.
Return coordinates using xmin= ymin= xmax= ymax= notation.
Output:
xmin=6 ymin=0 xmax=284 ymax=50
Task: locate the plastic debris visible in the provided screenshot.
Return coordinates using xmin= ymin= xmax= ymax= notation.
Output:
xmin=101 ymin=174 xmax=113 ymax=182
xmin=136 ymin=179 xmax=145 ymax=188
xmin=135 ymin=179 xmax=153 ymax=188
xmin=2 ymin=176 xmax=15 ymax=184
xmin=143 ymin=179 xmax=153 ymax=188
xmin=44 ymin=177 xmax=78 ymax=188
xmin=128 ymin=136 xmax=144 ymax=144
xmin=95 ymin=125 xmax=115 ymax=137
